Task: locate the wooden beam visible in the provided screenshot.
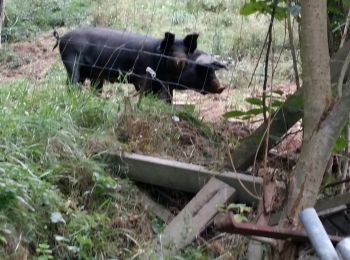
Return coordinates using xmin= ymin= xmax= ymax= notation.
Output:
xmin=315 ymin=193 xmax=350 ymax=212
xmin=150 ymin=178 xmax=236 ymax=258
xmin=136 ymin=187 xmax=174 ymax=223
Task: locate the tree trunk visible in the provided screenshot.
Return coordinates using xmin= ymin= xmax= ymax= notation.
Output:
xmin=301 ymin=1 xmax=331 ymax=142
xmin=0 ymin=0 xmax=4 ymax=49
xmin=277 ymin=1 xmax=333 ymax=258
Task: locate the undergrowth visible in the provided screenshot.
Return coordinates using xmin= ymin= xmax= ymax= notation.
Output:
xmin=0 ymin=71 xmax=238 ymax=258
xmin=0 ymin=79 xmax=147 ymax=258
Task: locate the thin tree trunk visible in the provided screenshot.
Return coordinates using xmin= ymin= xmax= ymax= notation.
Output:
xmin=339 ymin=9 xmax=350 ymax=194
xmin=340 ymin=9 xmax=350 ymax=49
xmin=0 ymin=0 xmax=4 ymax=49
xmin=277 ymin=1 xmax=332 ymax=258
xmin=301 ymin=1 xmax=331 ymax=142
xmin=287 ymin=0 xmax=300 ymax=89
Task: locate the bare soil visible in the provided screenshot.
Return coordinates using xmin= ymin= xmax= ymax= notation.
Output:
xmin=1 ymin=33 xmax=58 ymax=81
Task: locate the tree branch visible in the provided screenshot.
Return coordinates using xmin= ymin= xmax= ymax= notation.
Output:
xmin=262 ymin=0 xmax=279 ymax=123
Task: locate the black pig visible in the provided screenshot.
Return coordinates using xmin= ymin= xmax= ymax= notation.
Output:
xmin=142 ymin=50 xmax=227 ymax=103
xmin=53 ymin=27 xmax=199 ymax=94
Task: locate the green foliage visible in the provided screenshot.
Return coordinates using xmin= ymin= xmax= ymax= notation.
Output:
xmin=333 ymin=135 xmax=347 ymax=152
xmin=219 ymin=203 xmax=252 ymax=223
xmin=3 ymin=0 xmax=92 ymax=42
xmin=240 ymin=0 xmax=288 ymax=21
xmin=327 ymin=0 xmax=348 ymax=52
xmin=36 ymin=243 xmax=54 ymax=260
xmin=176 ymin=248 xmax=206 ymax=260
xmin=0 ymin=79 xmax=138 ymax=258
xmin=224 ymin=93 xmax=286 ymax=120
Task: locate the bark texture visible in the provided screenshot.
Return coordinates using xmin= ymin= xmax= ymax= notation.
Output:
xmin=0 ymin=0 xmax=4 ymax=49
xmin=300 ymin=0 xmax=331 ymax=142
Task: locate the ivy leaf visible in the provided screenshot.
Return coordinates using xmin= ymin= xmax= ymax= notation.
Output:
xmin=223 ymin=110 xmax=246 ymax=118
xmin=333 ymin=135 xmax=347 ymax=153
xmin=227 ymin=203 xmax=252 ymax=214
xmin=240 ymin=1 xmax=266 ymax=16
xmin=245 ymin=108 xmax=263 ymax=116
xmin=271 ymin=100 xmax=284 ymax=107
xmin=233 ymin=214 xmax=248 ymax=223
xmin=274 ymin=6 xmax=287 ymax=21
xmin=245 ymin=97 xmax=263 ymax=106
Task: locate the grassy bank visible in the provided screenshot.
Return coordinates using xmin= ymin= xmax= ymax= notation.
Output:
xmin=0 ymin=64 xmax=241 ymax=258
xmin=0 ymin=0 xmax=294 ymax=258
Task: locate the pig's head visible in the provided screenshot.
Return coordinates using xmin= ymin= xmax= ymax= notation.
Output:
xmin=175 ymin=51 xmax=227 ymax=95
xmin=157 ymin=32 xmax=199 ymax=75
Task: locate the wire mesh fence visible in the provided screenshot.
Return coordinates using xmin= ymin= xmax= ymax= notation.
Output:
xmin=1 ymin=0 xmax=299 ymax=125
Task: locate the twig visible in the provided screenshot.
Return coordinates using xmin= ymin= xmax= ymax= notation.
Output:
xmin=287 ymin=0 xmax=300 ymax=89
xmin=272 ymin=128 xmax=303 ymax=148
xmin=247 ymin=30 xmax=269 ymax=89
xmin=339 ymin=9 xmax=350 ymax=48
xmin=225 ymin=139 xmax=261 ymax=200
xmin=336 ymin=19 xmax=350 ymax=194
xmin=322 ymin=177 xmax=350 ymax=189
xmin=262 ymin=0 xmax=279 ymax=123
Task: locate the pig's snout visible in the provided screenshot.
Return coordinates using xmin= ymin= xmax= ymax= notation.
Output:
xmin=203 ymin=78 xmax=225 ymax=94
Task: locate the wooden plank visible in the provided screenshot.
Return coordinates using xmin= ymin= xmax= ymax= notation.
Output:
xmin=315 ymin=193 xmax=350 ymax=212
xmin=269 ymin=193 xmax=350 ymax=226
xmin=137 ymin=187 xmax=174 ymax=223
xmin=106 ymin=152 xmax=279 ymax=205
xmin=150 ymin=178 xmax=236 ymax=257
xmin=317 ymin=205 xmax=347 ymax=218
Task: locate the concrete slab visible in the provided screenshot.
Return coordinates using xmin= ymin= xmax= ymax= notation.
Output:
xmin=107 ymin=152 xmax=273 ymax=205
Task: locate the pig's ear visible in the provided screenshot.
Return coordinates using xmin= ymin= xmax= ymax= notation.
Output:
xmin=160 ymin=32 xmax=175 ymax=53
xmin=184 ymin=33 xmax=199 ymax=53
xmin=210 ymin=61 xmax=228 ymax=70
xmin=196 ymin=54 xmax=227 ymax=70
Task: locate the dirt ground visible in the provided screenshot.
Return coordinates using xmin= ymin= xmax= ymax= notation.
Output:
xmin=1 ymin=33 xmax=58 ymax=81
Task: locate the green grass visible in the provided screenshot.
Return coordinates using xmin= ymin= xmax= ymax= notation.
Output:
xmin=0 ymin=0 xmax=297 ymax=258
xmin=0 ymin=78 xmax=143 ymax=258
xmin=3 ymin=0 xmax=92 ymax=42
xmin=91 ymin=0 xmax=288 ymax=57
xmin=0 ymin=68 xmax=234 ymax=258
